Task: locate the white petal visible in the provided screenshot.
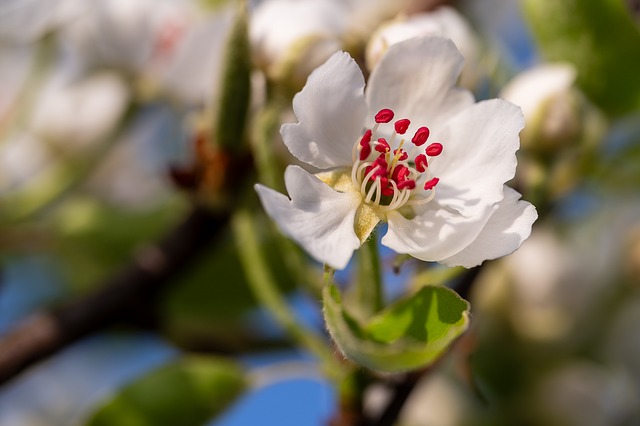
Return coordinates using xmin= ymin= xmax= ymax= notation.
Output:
xmin=382 ymin=201 xmax=494 ymax=262
xmin=151 ymin=5 xmax=235 ymax=106
xmin=440 ymin=187 xmax=538 ymax=267
xmin=255 ymin=165 xmax=362 ymax=269
xmin=431 ymin=99 xmax=524 ymax=217
xmin=365 ymin=37 xmax=474 ymax=144
xmin=281 ymin=51 xmax=367 ymax=169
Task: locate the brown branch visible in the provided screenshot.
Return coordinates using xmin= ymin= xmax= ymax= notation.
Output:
xmin=0 ymin=205 xmax=230 ymax=385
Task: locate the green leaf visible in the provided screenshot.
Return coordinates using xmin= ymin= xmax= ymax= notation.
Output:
xmin=523 ymin=0 xmax=640 ymax=116
xmin=86 ymin=356 xmax=247 ymax=426
xmin=323 ymin=284 xmax=470 ymax=372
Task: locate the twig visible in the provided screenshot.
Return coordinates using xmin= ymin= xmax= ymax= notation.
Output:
xmin=0 ymin=205 xmax=229 ymax=386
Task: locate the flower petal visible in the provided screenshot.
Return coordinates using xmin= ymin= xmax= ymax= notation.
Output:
xmin=365 ymin=36 xmax=474 ymax=152
xmin=382 ymin=201 xmax=494 ymax=262
xmin=430 ymin=99 xmax=524 ymax=217
xmin=440 ymin=187 xmax=538 ymax=267
xmin=255 ymin=165 xmax=362 ymax=269
xmin=281 ymin=51 xmax=367 ymax=169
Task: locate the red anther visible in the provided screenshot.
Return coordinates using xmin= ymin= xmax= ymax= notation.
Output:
xmin=374 ymin=138 xmax=390 ymax=153
xmin=360 ymin=129 xmax=372 ymax=145
xmin=424 ymin=177 xmax=439 ymax=190
xmin=382 ymin=186 xmax=394 ymax=196
xmin=411 ymin=127 xmax=430 ymax=146
xmin=393 ymin=148 xmax=408 ymax=161
xmin=375 ymin=108 xmax=394 ymax=123
xmin=394 ymin=119 xmax=411 ymax=135
xmin=415 ymin=154 xmax=428 ymax=172
xmin=380 ymin=177 xmax=394 ymax=196
xmin=392 ymin=164 xmax=410 ymax=182
xmin=373 ymin=156 xmax=388 ymax=175
xmin=426 ymin=142 xmax=443 ymax=157
xmin=359 ymin=143 xmax=371 ymax=160
xmin=366 ymin=156 xmax=388 ymax=178
xmin=397 ymin=179 xmax=416 ymax=190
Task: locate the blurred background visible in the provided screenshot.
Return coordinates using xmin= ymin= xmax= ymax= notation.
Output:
xmin=0 ymin=0 xmax=639 ymax=425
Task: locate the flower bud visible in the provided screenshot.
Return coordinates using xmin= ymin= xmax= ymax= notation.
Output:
xmin=250 ymin=0 xmax=347 ymax=88
xmin=500 ymin=64 xmax=605 ymax=153
xmin=365 ymin=6 xmax=481 ymax=88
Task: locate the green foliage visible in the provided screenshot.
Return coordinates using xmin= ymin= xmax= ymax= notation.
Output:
xmin=86 ymin=356 xmax=246 ymax=426
xmin=161 ymin=217 xmax=298 ymax=349
xmin=523 ymin=0 xmax=640 ymax=116
xmin=323 ymin=284 xmax=470 ymax=372
xmin=214 ymin=1 xmax=252 ymax=154
xmin=53 ymin=197 xmax=186 ymax=292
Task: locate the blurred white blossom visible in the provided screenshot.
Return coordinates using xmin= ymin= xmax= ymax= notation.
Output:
xmin=366 ymin=6 xmax=481 ymax=88
xmin=59 ymin=0 xmax=236 ymax=106
xmin=31 ymin=71 xmax=130 ymax=148
xmin=250 ymin=0 xmax=413 ymax=86
xmin=501 ymin=63 xmax=583 ymax=149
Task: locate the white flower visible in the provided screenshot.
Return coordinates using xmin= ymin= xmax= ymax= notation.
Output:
xmin=249 ymin=0 xmax=412 ymax=85
xmin=31 ymin=71 xmax=130 ymax=148
xmin=366 ymin=6 xmax=481 ymax=88
xmin=255 ymin=37 xmax=537 ymax=270
xmin=500 ymin=63 xmax=580 ymax=149
xmin=60 ymin=0 xmax=235 ymax=106
xmin=250 ymin=0 xmax=348 ymax=85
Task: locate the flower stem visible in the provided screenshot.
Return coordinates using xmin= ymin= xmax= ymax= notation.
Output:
xmin=251 ymin=92 xmax=286 ymax=191
xmin=231 ymin=209 xmax=344 ymax=379
xmin=357 ymin=231 xmax=384 ymax=316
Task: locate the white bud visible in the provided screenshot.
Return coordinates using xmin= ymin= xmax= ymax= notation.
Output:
xmin=366 ymin=6 xmax=481 ymax=88
xmin=501 ymin=64 xmax=589 ymax=151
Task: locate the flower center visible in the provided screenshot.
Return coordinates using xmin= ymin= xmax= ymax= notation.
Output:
xmin=351 ymin=108 xmax=442 ymax=212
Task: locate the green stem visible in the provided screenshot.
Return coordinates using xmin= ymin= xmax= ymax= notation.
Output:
xmin=251 ymin=95 xmax=323 ymax=297
xmin=251 ymin=100 xmax=282 ymax=191
xmin=232 ymin=209 xmax=344 ymax=379
xmin=357 ymin=231 xmax=384 ymax=317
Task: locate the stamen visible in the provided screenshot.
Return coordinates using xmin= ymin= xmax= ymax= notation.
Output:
xmin=392 ymin=164 xmax=410 ymax=182
xmin=361 ymin=166 xmax=381 ymax=195
xmin=426 ymin=143 xmax=443 ymax=157
xmin=365 ymin=156 xmax=388 ymax=179
xmin=415 ymin=154 xmax=428 ymax=172
xmin=388 ymin=139 xmax=406 ymax=175
xmin=365 ymin=177 xmax=380 ymax=203
xmin=358 ymin=129 xmax=373 ymax=160
xmin=411 ymin=127 xmax=430 ymax=146
xmin=350 ymin=110 xmax=443 ymax=212
xmin=397 ymin=179 xmax=416 ymax=190
xmin=359 ymin=144 xmax=371 ymax=160
xmin=385 ymin=180 xmax=401 ymax=210
xmin=360 ymin=129 xmax=372 ymax=144
xmin=394 ymin=119 xmax=411 ymax=135
xmin=374 ymin=138 xmax=390 ymax=153
xmin=375 ymin=108 xmax=394 ymax=123
xmin=354 ymin=162 xmax=369 ymax=188
xmin=393 ymin=149 xmax=408 ymax=161
xmin=380 ymin=177 xmax=394 ymax=196
xmin=407 ymin=189 xmax=436 ymax=206
xmin=424 ymin=177 xmax=440 ymax=190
